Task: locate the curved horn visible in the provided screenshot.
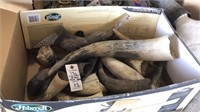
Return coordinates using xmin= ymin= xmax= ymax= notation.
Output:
xmin=55 ymin=13 xmax=129 ymax=52
xmin=98 ymin=63 xmax=151 ymax=94
xmin=74 ymin=73 xmax=105 ymax=96
xmin=48 ymin=36 xmax=174 ymax=77
xmin=27 ymin=69 xmax=53 ymax=100
xmin=101 ymin=57 xmax=144 ymax=80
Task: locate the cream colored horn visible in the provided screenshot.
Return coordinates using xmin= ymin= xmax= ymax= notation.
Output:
xmin=125 ymin=59 xmax=143 ymax=74
xmin=175 ymin=15 xmax=200 ymax=61
xmin=36 ymin=71 xmax=69 ymax=101
xmin=149 ymin=0 xmax=200 ymax=61
xmin=74 ymin=73 xmax=105 ymax=96
xmin=48 ymin=35 xmax=174 ymax=77
xmin=101 ymin=57 xmax=144 ymax=80
xmin=113 ymin=29 xmax=144 ymax=75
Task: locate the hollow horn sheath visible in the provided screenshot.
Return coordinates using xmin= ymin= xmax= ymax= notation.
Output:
xmin=98 ymin=63 xmax=151 ymax=94
xmin=101 ymin=57 xmax=144 ymax=80
xmin=48 ymin=36 xmax=174 ymax=77
xmin=37 ymin=71 xmax=69 ymax=101
xmin=150 ymin=0 xmax=190 ymax=25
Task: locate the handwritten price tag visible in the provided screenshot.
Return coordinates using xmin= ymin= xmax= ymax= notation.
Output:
xmin=65 ymin=64 xmax=83 ymax=92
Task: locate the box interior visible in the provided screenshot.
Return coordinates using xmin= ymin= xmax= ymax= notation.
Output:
xmin=1 ymin=6 xmax=200 ymax=102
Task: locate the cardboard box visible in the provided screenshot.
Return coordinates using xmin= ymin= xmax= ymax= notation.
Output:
xmin=1 ymin=5 xmax=200 ymax=112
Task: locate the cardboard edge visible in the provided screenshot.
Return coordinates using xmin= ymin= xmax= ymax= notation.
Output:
xmin=1 ymin=79 xmax=200 ymax=111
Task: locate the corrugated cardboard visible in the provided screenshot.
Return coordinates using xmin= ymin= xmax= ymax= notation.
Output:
xmin=0 ymin=2 xmax=32 ymax=100
xmin=1 ymin=4 xmax=200 ymax=112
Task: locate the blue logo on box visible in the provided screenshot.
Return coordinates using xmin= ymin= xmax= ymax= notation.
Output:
xmin=45 ymin=13 xmax=61 ymax=21
xmin=11 ymin=104 xmax=52 ymax=112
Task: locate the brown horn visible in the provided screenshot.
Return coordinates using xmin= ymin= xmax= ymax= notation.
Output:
xmin=97 ymin=63 xmax=151 ymax=94
xmin=48 ymin=36 xmax=174 ymax=77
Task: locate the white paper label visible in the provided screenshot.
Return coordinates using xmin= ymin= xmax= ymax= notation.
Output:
xmin=65 ymin=64 xmax=83 ymax=92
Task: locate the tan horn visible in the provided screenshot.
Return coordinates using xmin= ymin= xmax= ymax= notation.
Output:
xmin=101 ymin=57 xmax=144 ymax=80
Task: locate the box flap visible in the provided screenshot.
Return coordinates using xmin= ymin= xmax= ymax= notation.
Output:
xmin=0 ymin=8 xmax=28 ymax=101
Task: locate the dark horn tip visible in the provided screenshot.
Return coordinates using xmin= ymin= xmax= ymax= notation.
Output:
xmin=27 ymin=69 xmax=51 ymax=100
xmin=138 ymin=78 xmax=152 ymax=90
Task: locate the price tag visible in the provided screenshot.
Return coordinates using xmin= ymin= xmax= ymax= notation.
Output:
xmin=65 ymin=64 xmax=83 ymax=92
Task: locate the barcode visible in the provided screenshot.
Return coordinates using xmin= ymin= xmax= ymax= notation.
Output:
xmin=27 ymin=14 xmax=40 ymax=23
